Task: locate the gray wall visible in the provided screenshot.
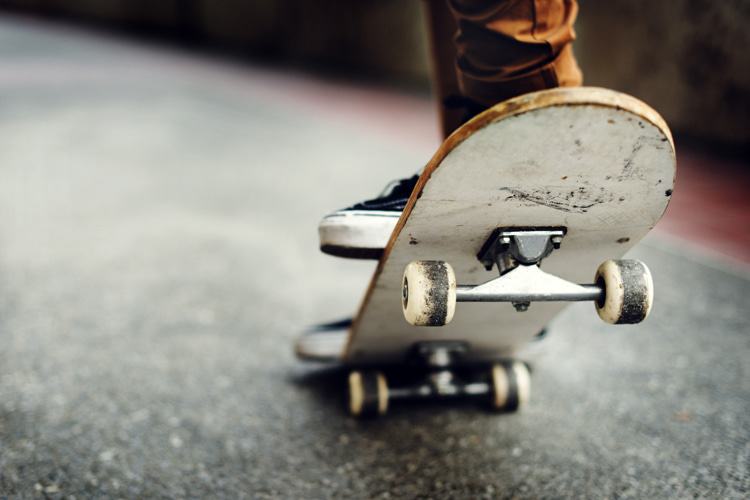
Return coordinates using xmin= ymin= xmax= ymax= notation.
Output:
xmin=1 ymin=0 xmax=747 ymax=147
xmin=575 ymin=0 xmax=750 ymax=147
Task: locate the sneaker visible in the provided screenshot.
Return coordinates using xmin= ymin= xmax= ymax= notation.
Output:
xmin=318 ymin=95 xmax=490 ymax=260
xmin=319 ymin=174 xmax=419 ymax=259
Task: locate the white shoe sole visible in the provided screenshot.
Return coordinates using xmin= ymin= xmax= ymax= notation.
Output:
xmin=295 ymin=331 xmax=348 ymax=362
xmin=319 ymin=210 xmax=400 ymax=259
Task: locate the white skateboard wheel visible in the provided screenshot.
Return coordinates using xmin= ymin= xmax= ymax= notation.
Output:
xmin=402 ymin=261 xmax=457 ymax=326
xmin=348 ymin=370 xmax=388 ymax=417
xmin=490 ymin=361 xmax=531 ymax=411
xmin=594 ymin=259 xmax=654 ymax=324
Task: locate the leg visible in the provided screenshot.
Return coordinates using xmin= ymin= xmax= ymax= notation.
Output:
xmin=427 ymin=0 xmax=583 ymax=137
xmin=423 ymin=0 xmax=465 ymax=139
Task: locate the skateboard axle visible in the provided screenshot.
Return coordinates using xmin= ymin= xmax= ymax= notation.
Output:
xmin=455 ymin=263 xmax=604 ymax=304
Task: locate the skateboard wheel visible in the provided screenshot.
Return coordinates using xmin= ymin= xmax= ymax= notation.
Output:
xmin=402 ymin=261 xmax=457 ymax=326
xmin=594 ymin=259 xmax=654 ymax=324
xmin=348 ymin=370 xmax=388 ymax=417
xmin=490 ymin=361 xmax=531 ymax=412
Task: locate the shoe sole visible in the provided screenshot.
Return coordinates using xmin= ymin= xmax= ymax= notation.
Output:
xmin=318 ymin=211 xmax=400 ymax=259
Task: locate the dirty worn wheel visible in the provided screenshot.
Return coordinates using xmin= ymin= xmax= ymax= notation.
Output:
xmin=490 ymin=361 xmax=531 ymax=412
xmin=402 ymin=261 xmax=456 ymax=326
xmin=348 ymin=370 xmax=388 ymax=417
xmin=594 ymin=259 xmax=654 ymax=324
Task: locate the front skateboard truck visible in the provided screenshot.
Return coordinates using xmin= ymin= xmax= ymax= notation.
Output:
xmin=402 ymin=229 xmax=654 ymax=326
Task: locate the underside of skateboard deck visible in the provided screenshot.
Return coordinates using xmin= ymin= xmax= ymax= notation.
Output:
xmin=299 ymin=87 xmax=676 ymax=416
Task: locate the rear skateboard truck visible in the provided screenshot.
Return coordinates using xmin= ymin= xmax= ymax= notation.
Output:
xmin=402 ymin=228 xmax=654 ymax=327
xmin=347 ymin=342 xmax=530 ymax=417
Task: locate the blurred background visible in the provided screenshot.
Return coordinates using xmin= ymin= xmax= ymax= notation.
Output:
xmin=0 ymin=0 xmax=748 ymax=148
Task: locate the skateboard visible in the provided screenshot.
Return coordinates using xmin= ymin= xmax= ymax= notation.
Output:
xmin=297 ymin=87 xmax=676 ymax=417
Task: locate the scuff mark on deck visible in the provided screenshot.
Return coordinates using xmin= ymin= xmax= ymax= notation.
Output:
xmin=507 ymin=186 xmax=614 ymax=214
xmin=619 ymin=135 xmax=668 ymax=181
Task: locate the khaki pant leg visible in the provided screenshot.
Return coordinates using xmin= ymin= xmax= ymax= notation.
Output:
xmin=423 ymin=0 xmax=465 ymax=139
xmin=425 ymin=0 xmax=583 ymax=137
xmin=449 ymin=0 xmax=583 ymax=107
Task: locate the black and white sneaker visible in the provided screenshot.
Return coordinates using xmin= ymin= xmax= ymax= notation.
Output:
xmin=318 ymin=96 xmax=489 ymax=260
xmin=319 ymin=174 xmax=419 ymax=259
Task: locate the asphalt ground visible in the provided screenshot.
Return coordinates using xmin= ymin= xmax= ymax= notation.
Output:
xmin=0 ymin=15 xmax=748 ymax=499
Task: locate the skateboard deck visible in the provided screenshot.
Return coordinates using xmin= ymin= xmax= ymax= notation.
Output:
xmin=298 ymin=87 xmax=675 ymax=414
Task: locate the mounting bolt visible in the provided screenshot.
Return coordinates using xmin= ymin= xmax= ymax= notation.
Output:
xmin=551 ymin=235 xmax=563 ymax=249
xmin=512 ymin=301 xmax=530 ymax=312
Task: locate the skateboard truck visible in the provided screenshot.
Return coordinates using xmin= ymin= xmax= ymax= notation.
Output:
xmin=347 ymin=342 xmax=531 ymax=417
xmin=467 ymin=228 xmax=601 ymax=311
xmin=393 ymin=342 xmax=482 ymax=399
xmin=402 ymin=228 xmax=654 ymax=327
xmin=474 ymin=228 xmax=589 ymax=311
